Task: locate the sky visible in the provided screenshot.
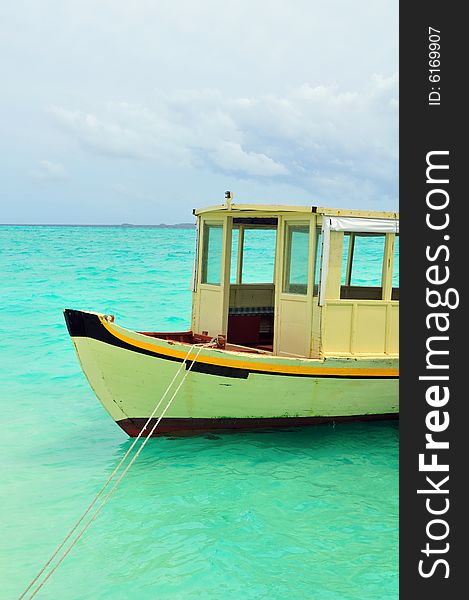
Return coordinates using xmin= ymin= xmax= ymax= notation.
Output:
xmin=0 ymin=1 xmax=398 ymax=224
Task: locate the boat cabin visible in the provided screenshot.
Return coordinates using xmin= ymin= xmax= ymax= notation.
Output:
xmin=191 ymin=194 xmax=399 ymax=358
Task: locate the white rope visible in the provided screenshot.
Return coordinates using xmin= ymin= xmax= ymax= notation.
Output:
xmin=20 ymin=339 xmax=214 ymax=599
xmin=19 ymin=341 xmax=196 ymax=599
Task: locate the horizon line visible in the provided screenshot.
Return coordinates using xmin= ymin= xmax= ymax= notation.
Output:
xmin=0 ymin=222 xmax=195 ymax=228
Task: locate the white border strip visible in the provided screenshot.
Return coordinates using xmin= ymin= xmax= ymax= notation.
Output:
xmin=329 ymin=216 xmax=399 ymax=234
xmin=318 ymin=217 xmax=331 ymax=306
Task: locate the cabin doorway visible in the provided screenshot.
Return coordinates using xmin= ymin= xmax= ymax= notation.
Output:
xmin=227 ymin=218 xmax=278 ymax=352
xmin=274 ymin=216 xmax=314 ymax=357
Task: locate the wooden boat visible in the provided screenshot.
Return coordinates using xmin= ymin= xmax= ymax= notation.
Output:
xmin=64 ymin=194 xmax=399 ymax=436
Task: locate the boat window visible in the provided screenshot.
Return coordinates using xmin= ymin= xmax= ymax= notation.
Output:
xmin=230 ymin=226 xmax=276 ymax=283
xmin=283 ymin=223 xmax=310 ymax=295
xmin=392 ymin=235 xmax=399 ymax=287
xmin=243 ymin=228 xmax=276 ymax=283
xmin=201 ymin=223 xmax=223 ymax=285
xmin=230 ymin=227 xmax=239 ymax=283
xmin=392 ymin=234 xmax=399 ymax=299
xmin=313 ymin=227 xmax=322 ymax=296
xmin=340 ymin=233 xmax=386 ymax=299
xmin=340 ymin=234 xmax=351 ymax=285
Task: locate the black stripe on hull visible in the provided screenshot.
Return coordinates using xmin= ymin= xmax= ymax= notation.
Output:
xmin=63 ymin=308 xmax=398 ymax=380
xmin=117 ymin=414 xmax=399 ymax=437
xmin=186 ymin=360 xmax=249 ymax=379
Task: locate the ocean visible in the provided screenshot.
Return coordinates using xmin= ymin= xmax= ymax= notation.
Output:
xmin=0 ymin=226 xmax=398 ymax=599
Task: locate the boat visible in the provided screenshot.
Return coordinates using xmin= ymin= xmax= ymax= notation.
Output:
xmin=64 ymin=193 xmax=399 ymax=436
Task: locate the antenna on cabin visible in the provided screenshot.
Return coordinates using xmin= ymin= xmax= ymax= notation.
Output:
xmin=225 ymin=190 xmax=233 ymax=209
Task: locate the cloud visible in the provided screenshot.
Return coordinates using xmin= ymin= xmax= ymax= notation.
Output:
xmin=48 ymin=73 xmax=398 ymax=203
xmin=48 ymin=100 xmax=286 ymax=176
xmin=209 ymin=141 xmax=288 ymax=176
xmin=29 ymin=159 xmax=67 ymax=181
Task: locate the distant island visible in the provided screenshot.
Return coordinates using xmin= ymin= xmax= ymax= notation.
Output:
xmin=120 ymin=223 xmax=194 ymax=228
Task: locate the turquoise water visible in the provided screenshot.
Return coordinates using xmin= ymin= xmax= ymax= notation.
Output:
xmin=341 ymin=235 xmax=399 ymax=287
xmin=0 ymin=226 xmax=398 ymax=599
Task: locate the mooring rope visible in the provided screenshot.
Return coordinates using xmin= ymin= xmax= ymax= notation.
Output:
xmin=20 ymin=338 xmax=214 ymax=599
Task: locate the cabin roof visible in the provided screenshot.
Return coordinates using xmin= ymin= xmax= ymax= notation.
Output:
xmin=193 ymin=203 xmax=399 ymax=220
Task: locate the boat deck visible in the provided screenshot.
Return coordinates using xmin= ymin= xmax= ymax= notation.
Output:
xmin=138 ymin=330 xmax=273 ymax=354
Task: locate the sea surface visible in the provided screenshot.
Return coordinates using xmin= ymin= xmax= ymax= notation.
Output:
xmin=0 ymin=226 xmax=398 ymax=599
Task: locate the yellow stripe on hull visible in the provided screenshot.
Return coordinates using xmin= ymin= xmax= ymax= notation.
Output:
xmin=99 ymin=317 xmax=399 ymax=378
